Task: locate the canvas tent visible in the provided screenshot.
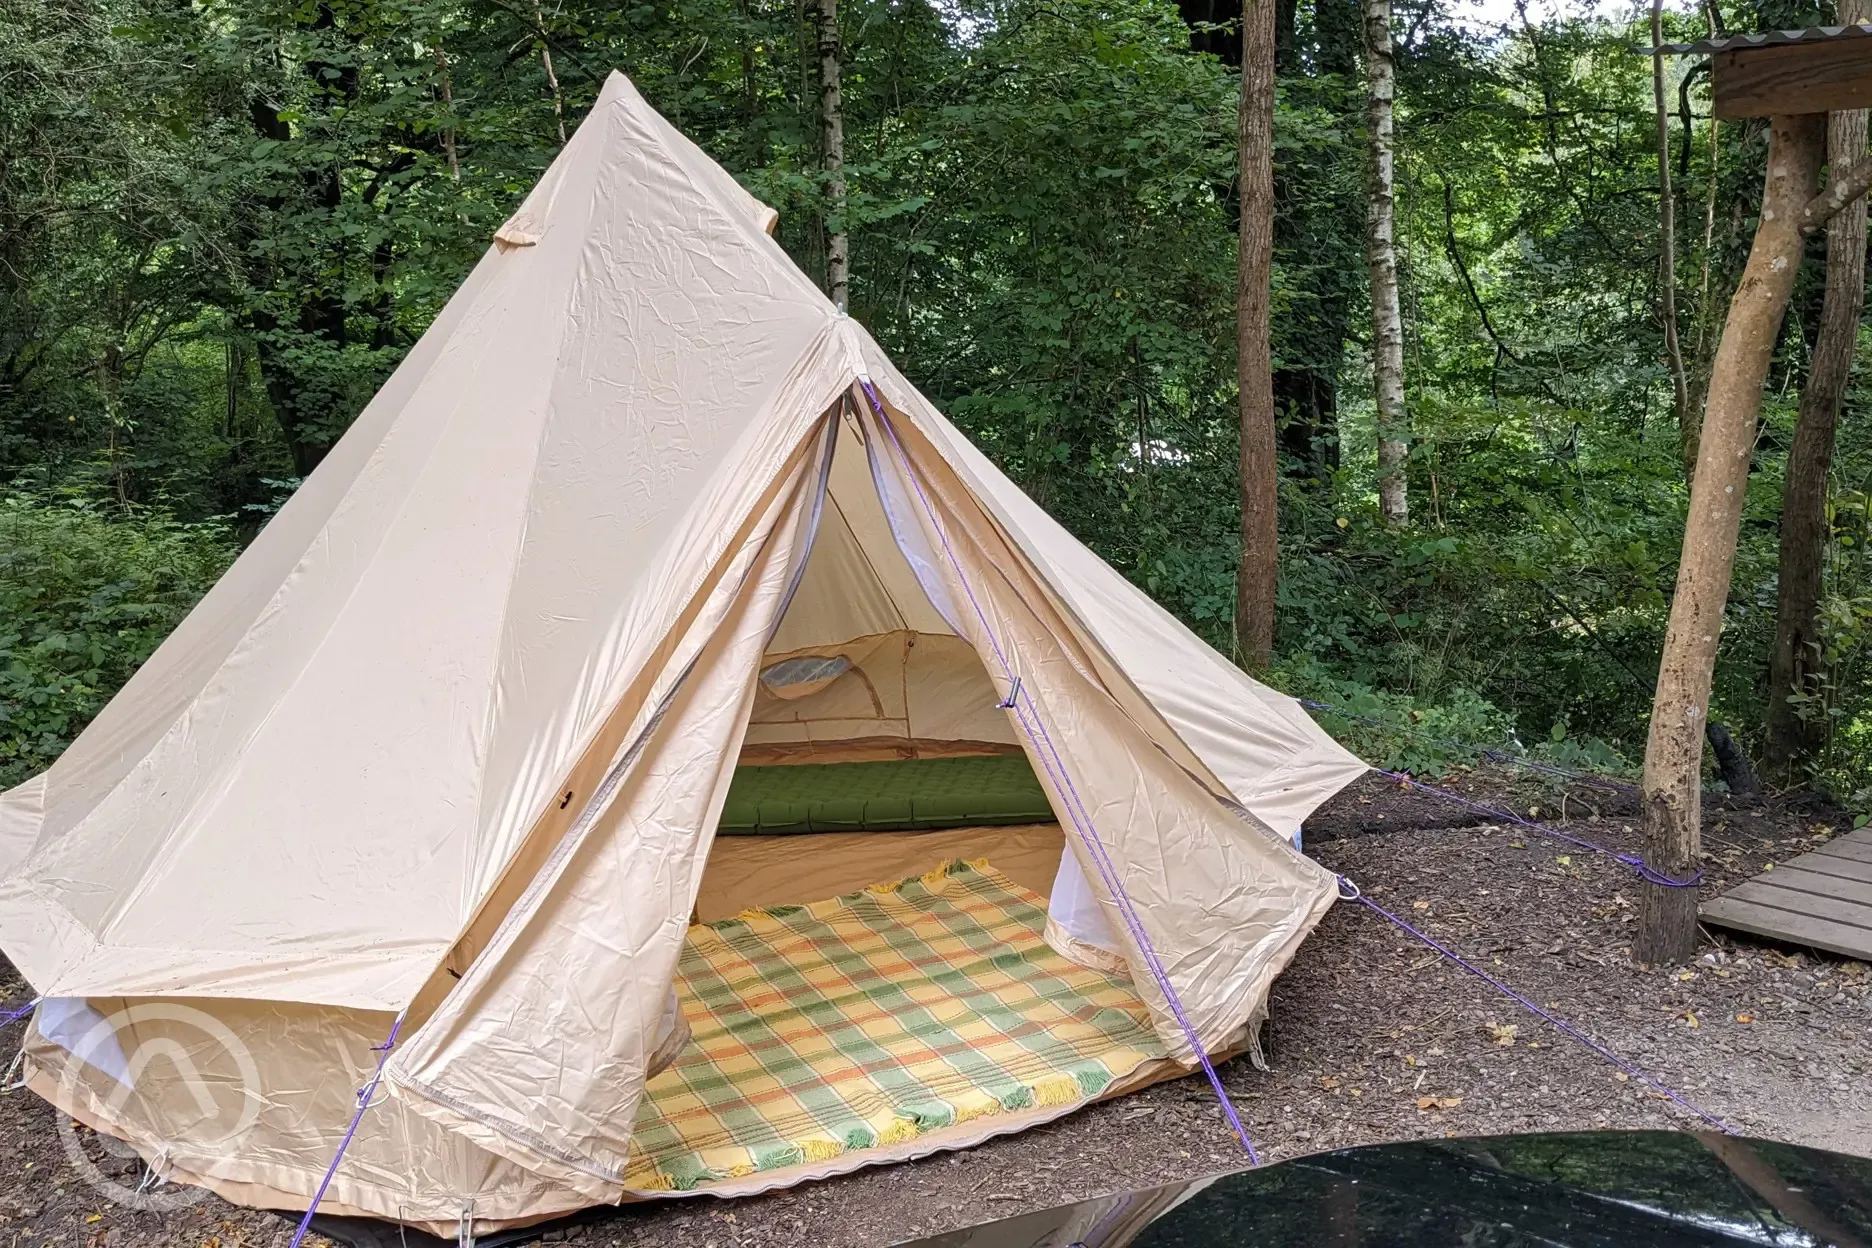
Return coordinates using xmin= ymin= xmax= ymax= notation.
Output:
xmin=0 ymin=71 xmax=1366 ymax=1237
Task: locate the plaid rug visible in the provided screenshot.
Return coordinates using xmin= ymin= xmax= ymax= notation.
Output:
xmin=622 ymin=858 xmax=1164 ymax=1193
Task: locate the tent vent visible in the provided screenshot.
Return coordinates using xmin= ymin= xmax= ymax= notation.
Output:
xmin=493 ymin=211 xmax=543 ymax=248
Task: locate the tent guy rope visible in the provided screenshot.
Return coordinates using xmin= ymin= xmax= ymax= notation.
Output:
xmin=289 ymin=1010 xmax=407 ymax=1248
xmin=1334 ymin=876 xmax=1736 ymax=1134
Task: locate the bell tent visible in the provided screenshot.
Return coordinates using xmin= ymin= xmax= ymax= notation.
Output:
xmin=0 ymin=71 xmax=1365 ymax=1238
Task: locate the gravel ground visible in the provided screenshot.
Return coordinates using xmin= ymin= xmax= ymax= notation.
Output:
xmin=2 ymin=772 xmax=1868 ymax=1248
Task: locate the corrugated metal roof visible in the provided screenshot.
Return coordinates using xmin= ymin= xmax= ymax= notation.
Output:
xmin=1641 ymin=22 xmax=1872 ymax=55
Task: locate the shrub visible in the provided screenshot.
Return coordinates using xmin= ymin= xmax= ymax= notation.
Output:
xmin=0 ymin=496 xmax=236 ymax=788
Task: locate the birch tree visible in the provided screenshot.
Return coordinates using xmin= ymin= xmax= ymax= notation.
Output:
xmin=817 ymin=0 xmax=848 ymax=311
xmin=1364 ymin=0 xmax=1407 ymax=527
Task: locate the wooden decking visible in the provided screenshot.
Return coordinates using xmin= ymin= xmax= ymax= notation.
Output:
xmin=1702 ymin=826 xmax=1872 ymax=961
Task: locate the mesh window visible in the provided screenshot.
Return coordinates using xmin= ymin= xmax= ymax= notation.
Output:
xmin=758 ymin=654 xmax=852 ymax=700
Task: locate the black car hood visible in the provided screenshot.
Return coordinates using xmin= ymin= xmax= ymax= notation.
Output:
xmin=897 ymin=1130 xmax=1872 ymax=1248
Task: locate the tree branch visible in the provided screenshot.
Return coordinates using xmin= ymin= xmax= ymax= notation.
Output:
xmin=1439 ymin=180 xmax=1515 ymax=361
xmin=1803 ymin=152 xmax=1872 ymax=234
xmin=1652 ymin=0 xmax=1691 ymax=444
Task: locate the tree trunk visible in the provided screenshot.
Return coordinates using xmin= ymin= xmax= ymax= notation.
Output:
xmin=98 ymin=332 xmax=128 ymax=505
xmin=1705 ymin=720 xmax=1759 ymax=797
xmin=1765 ymin=22 xmax=1871 ymax=783
xmin=529 ymin=0 xmax=567 ymax=144
xmin=1236 ymin=0 xmax=1279 ymax=669
xmin=434 ymin=45 xmax=460 ymax=181
xmin=1270 ymin=0 xmax=1360 ymax=487
xmin=738 ymin=0 xmax=761 ymax=164
xmin=225 ymin=341 xmax=243 ymax=439
xmin=1273 ymin=371 xmax=1339 ymax=481
xmin=1651 ymin=0 xmax=1691 ymax=477
xmin=816 ymin=0 xmax=848 ymax=311
xmin=1684 ymin=3 xmax=1722 ymax=478
xmin=242 ymin=32 xmax=359 ymax=478
xmin=1364 ymin=0 xmax=1407 ymax=528
xmin=1684 ymin=6 xmax=1723 ymax=473
xmin=1636 ymin=114 xmax=1825 ymax=965
xmin=1685 ymin=146 xmax=1720 ymax=465
xmin=1173 ymin=0 xmax=1244 ymax=66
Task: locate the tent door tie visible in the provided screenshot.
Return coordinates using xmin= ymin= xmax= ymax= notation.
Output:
xmin=996 ymin=676 xmax=1022 ymax=709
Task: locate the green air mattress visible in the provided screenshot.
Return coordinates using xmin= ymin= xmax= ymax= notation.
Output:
xmin=718 ymin=754 xmax=1053 ymax=835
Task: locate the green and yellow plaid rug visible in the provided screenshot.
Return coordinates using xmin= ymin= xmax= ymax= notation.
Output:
xmin=622 ymin=858 xmax=1164 ymax=1193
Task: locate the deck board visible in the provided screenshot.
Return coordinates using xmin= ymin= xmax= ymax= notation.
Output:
xmin=1814 ymin=837 xmax=1872 ymax=865
xmin=1793 ymin=853 xmax=1872 ymax=885
xmin=1701 ymin=826 xmax=1872 ymax=961
xmin=1745 ymin=866 xmax=1872 ymax=904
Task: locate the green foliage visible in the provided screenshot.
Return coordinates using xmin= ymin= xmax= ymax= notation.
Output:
xmin=1270 ymin=653 xmax=1631 ymax=780
xmin=2 ymin=0 xmax=1870 ymax=805
xmin=0 ymin=497 xmax=237 ymax=786
xmin=1279 ymin=404 xmax=1690 ymax=753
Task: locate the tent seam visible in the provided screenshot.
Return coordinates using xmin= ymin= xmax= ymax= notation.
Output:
xmin=461 ymin=124 xmax=612 ymax=917
xmin=390 ymin=433 xmax=839 ymax=1179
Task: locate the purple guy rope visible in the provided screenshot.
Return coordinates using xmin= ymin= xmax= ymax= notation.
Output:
xmin=0 ymin=997 xmax=39 ymax=1028
xmin=1372 ymin=767 xmax=1701 ymax=888
xmin=856 ymin=377 xmax=1261 ymax=1165
xmin=289 ymin=1011 xmax=406 ymax=1248
xmin=1335 ymin=875 xmax=1735 ymax=1134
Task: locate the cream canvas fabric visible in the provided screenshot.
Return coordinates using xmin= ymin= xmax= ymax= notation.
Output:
xmin=0 ymin=69 xmax=1367 ymax=1234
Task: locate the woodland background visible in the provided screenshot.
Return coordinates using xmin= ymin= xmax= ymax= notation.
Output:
xmin=2 ymin=0 xmax=1867 ymax=810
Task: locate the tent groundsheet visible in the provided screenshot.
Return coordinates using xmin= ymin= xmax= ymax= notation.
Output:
xmin=694 ymin=823 xmax=1065 ymax=922
xmin=623 ymin=859 xmax=1163 ymax=1195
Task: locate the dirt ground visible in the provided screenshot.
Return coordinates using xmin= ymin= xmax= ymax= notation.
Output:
xmin=2 ymin=770 xmax=1868 ymax=1248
